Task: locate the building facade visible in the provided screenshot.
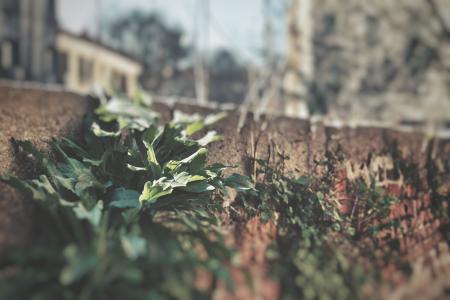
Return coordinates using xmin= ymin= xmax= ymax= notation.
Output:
xmin=56 ymin=31 xmax=143 ymax=97
xmin=0 ymin=0 xmax=58 ymax=82
xmin=0 ymin=0 xmax=143 ymax=96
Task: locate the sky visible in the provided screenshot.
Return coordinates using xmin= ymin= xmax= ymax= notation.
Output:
xmin=57 ymin=0 xmax=286 ymax=63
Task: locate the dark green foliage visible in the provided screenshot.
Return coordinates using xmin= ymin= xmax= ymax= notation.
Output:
xmin=0 ymin=95 xmax=251 ymax=300
xmin=208 ymin=49 xmax=249 ymax=104
xmin=237 ymin=160 xmax=399 ymax=300
xmin=107 ymin=11 xmax=188 ymax=81
xmin=349 ymin=177 xmax=400 ymax=238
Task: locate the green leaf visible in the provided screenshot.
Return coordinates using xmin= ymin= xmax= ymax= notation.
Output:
xmin=91 ymin=122 xmax=120 ymax=137
xmin=110 ymin=188 xmax=141 ymax=209
xmin=127 ymin=164 xmax=147 ymax=172
xmin=172 ymin=172 xmax=205 ymax=186
xmin=120 ymin=233 xmax=147 ymax=260
xmin=207 ymin=163 xmax=235 ymax=175
xmin=316 ymin=191 xmax=325 ymax=201
xmin=98 ymin=98 xmax=156 ymax=121
xmin=60 ymin=245 xmax=97 ymax=285
xmin=74 ymin=172 xmax=97 ymax=195
xmin=73 ymin=201 xmax=103 ymax=227
xmin=224 ymin=173 xmax=254 ymax=192
xmin=172 ymin=110 xmax=200 ymax=124
xmin=294 ymin=176 xmax=312 ymax=186
xmin=122 ymin=208 xmax=140 ymax=223
xmin=58 ymin=137 xmax=91 ymax=159
xmin=139 ymin=179 xmax=174 ymax=205
xmin=183 ymin=181 xmax=215 ymax=193
xmin=197 ymin=131 xmax=222 ymax=146
xmin=177 ymin=148 xmax=208 ymax=172
xmin=134 ymin=89 xmax=153 ymax=107
xmin=204 ymin=112 xmax=227 ymax=125
xmin=53 ymin=175 xmax=76 ymax=192
xmin=146 ymin=145 xmax=162 ymax=178
xmin=186 ymin=120 xmax=204 ymax=136
xmin=95 ymin=98 xmax=158 ymax=130
xmin=1 ymin=175 xmax=62 ymax=208
xmin=173 ymin=111 xmax=227 ymax=136
xmin=142 ymin=124 xmax=159 ymax=148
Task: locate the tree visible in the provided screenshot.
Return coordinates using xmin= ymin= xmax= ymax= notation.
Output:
xmin=208 ymin=49 xmax=248 ymax=103
xmin=106 ymin=11 xmax=188 ymax=90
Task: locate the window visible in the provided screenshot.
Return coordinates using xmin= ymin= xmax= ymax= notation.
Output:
xmin=1 ymin=41 xmax=13 ymax=70
xmin=57 ymin=52 xmax=68 ymax=82
xmin=79 ymin=57 xmax=93 ymax=83
xmin=111 ymin=71 xmax=127 ymax=94
xmin=3 ymin=0 xmax=19 ymax=15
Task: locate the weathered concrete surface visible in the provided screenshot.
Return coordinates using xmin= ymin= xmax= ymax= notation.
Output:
xmin=0 ymin=84 xmax=92 ymax=249
xmin=1 ymin=84 xmax=449 ymax=299
xmin=170 ymin=102 xmax=450 ymax=300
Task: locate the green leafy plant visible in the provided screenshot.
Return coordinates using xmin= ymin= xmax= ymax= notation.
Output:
xmin=348 ymin=177 xmax=400 ymax=238
xmin=0 ymin=95 xmax=252 ymax=300
xmin=237 ymin=159 xmax=399 ymax=300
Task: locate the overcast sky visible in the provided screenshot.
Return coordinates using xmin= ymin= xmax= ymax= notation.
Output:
xmin=57 ymin=0 xmax=287 ymax=63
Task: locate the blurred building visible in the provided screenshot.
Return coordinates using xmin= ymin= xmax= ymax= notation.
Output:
xmin=56 ymin=30 xmax=142 ymax=97
xmin=0 ymin=0 xmax=142 ymax=96
xmin=0 ymin=0 xmax=58 ymax=82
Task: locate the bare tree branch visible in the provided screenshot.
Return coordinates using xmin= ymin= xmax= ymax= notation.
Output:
xmin=426 ymin=0 xmax=450 ymax=39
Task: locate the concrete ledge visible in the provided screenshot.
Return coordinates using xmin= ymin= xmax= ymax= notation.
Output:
xmin=0 ymin=84 xmax=92 ymax=249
